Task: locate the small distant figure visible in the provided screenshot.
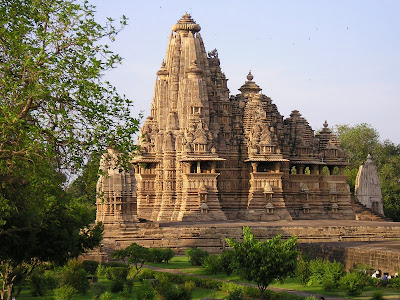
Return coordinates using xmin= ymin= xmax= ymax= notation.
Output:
xmin=320 ymin=297 xmax=325 ymax=300
xmin=372 ymin=269 xmax=382 ymax=278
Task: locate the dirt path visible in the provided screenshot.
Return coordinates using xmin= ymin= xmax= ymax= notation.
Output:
xmin=144 ymin=265 xmax=349 ymax=300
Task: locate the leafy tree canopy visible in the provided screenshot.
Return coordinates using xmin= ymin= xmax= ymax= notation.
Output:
xmin=226 ymin=227 xmax=298 ymax=299
xmin=111 ymin=243 xmax=151 ymax=281
xmin=0 ymin=0 xmax=140 ymax=298
xmin=335 ymin=124 xmax=400 ymax=220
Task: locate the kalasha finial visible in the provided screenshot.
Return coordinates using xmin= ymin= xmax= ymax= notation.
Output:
xmin=157 ymin=59 xmax=169 ymax=77
xmin=323 ymin=120 xmax=328 ymax=128
xmin=247 ymin=71 xmax=254 ymax=81
xmin=172 ymin=13 xmax=201 ymax=32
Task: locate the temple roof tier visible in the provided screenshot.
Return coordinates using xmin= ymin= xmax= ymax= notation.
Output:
xmin=179 ymin=157 xmax=226 ymax=162
xmin=245 ymin=158 xmax=289 ymax=162
xmin=290 ymin=160 xmax=326 ymax=165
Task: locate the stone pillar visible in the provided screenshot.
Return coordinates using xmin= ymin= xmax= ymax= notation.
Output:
xmin=311 ymin=165 xmax=319 ymax=174
xmin=339 ymin=166 xmax=345 ymax=175
xmin=298 ymin=165 xmax=305 ymax=175
xmin=211 ymin=162 xmax=217 ymax=174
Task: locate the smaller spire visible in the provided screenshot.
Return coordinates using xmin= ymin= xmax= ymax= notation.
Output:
xmin=320 ymin=120 xmax=331 ymax=134
xmin=239 ymin=71 xmax=261 ymax=95
xmin=365 ymin=154 xmax=373 ymax=164
xmin=187 ymin=60 xmax=203 ymax=77
xmin=157 ymin=60 xmax=169 ymax=79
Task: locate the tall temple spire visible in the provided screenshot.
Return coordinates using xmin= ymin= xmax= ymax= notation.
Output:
xmin=136 ymin=13 xmax=228 ymax=221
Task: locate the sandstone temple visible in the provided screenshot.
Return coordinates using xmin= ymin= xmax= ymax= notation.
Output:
xmin=95 ymin=13 xmax=384 ymax=226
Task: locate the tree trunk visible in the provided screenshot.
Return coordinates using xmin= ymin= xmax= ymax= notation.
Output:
xmin=6 ymin=285 xmax=12 ymax=300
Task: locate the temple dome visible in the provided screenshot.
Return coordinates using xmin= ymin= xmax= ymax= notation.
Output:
xmin=172 ymin=13 xmax=201 ymax=32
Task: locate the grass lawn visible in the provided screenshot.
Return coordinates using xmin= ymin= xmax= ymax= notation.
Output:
xmin=6 ymin=256 xmax=400 ymax=299
xmin=147 ymin=256 xmax=400 ymax=299
xmin=147 ymin=255 xmax=194 ymax=270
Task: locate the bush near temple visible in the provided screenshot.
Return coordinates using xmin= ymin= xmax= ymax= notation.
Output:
xmin=185 ymin=247 xmax=209 ymax=266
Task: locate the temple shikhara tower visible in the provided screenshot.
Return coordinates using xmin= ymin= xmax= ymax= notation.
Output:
xmin=355 ymin=154 xmax=384 ymax=215
xmin=96 ymin=14 xmax=382 ymax=226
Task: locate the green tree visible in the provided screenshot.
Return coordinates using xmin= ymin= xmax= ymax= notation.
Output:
xmin=67 ymin=152 xmax=102 ymax=222
xmin=226 ymin=227 xmax=298 ymax=299
xmin=335 ymin=124 xmax=400 ymax=220
xmin=0 ymin=159 xmax=103 ymax=300
xmin=111 ymin=243 xmax=151 ymax=281
xmin=0 ymin=0 xmax=140 ymax=299
xmin=335 ymin=123 xmax=380 ymax=191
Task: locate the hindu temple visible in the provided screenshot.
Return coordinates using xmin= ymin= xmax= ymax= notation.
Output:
xmin=86 ymin=14 xmax=400 ymax=274
xmin=94 ymin=13 xmax=387 ymax=225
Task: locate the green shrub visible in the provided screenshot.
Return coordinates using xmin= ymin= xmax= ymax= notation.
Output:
xmin=353 ymin=262 xmax=373 ymax=274
xmin=155 ymin=279 xmax=192 ymax=300
xmin=82 ymin=260 xmax=99 ymax=275
xmin=125 ymin=278 xmax=134 ymax=294
xmin=308 ymin=258 xmax=345 ymax=290
xmin=295 ymin=256 xmax=311 ymax=286
xmin=137 ymin=268 xmax=156 ymax=281
xmin=109 ymin=267 xmax=128 ymax=281
xmin=104 ymin=266 xmax=113 ymax=280
xmin=53 ymin=285 xmax=76 ymax=300
xmin=161 ymin=248 xmax=175 ymax=263
xmin=304 ymin=297 xmax=318 ymax=300
xmin=117 ymin=291 xmax=132 ymax=300
xmin=90 ymin=282 xmax=107 ymax=300
xmin=61 ymin=260 xmax=90 ymax=294
xmin=96 ymin=264 xmax=107 ymax=277
xmin=185 ymin=247 xmax=209 ymax=266
xmin=308 ymin=258 xmax=326 ymax=285
xmin=28 ymin=269 xmax=58 ymax=297
xmin=184 ymin=280 xmax=195 ymax=293
xmin=111 ymin=279 xmax=125 ymax=293
xmin=370 ymin=290 xmax=385 ymax=300
xmin=202 ymin=254 xmax=222 ymax=275
xmin=227 ymin=287 xmax=244 ymax=300
xmin=242 ymin=285 xmax=260 ymax=298
xmin=136 ymin=280 xmax=156 ymax=300
xmin=220 ymin=249 xmax=235 ymax=275
xmin=340 ymin=271 xmax=369 ymax=296
xmin=322 ymin=260 xmax=345 ymax=290
xmin=390 ymin=276 xmax=400 ymax=288
xmin=150 ymin=248 xmax=164 ymax=263
xmin=99 ymin=291 xmax=113 ymax=300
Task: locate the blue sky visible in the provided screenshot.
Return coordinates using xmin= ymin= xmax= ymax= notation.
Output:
xmin=92 ymin=0 xmax=400 ymax=143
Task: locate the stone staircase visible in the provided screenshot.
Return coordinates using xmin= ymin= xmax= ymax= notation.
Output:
xmin=351 ymin=198 xmax=389 ymax=221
